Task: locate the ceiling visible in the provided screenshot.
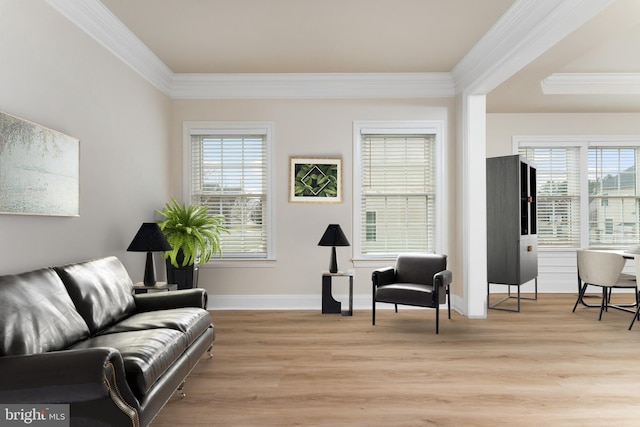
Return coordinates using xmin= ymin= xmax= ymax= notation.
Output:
xmin=96 ymin=0 xmax=640 ymax=113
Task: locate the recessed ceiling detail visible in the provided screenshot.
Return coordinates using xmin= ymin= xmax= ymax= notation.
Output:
xmin=46 ymin=0 xmax=638 ymax=111
xmin=541 ymin=73 xmax=640 ymax=95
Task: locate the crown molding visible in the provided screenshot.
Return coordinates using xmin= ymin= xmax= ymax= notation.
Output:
xmin=452 ymin=0 xmax=616 ymax=95
xmin=48 ymin=0 xmax=616 ymax=100
xmin=541 ymin=73 xmax=640 ymax=95
xmin=168 ymin=72 xmax=455 ymax=99
xmin=46 ymin=1 xmax=454 ymax=99
xmin=46 ymin=0 xmax=173 ymax=93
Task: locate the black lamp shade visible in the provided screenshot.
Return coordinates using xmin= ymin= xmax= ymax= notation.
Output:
xmin=127 ymin=223 xmax=171 ymax=286
xmin=318 ymin=224 xmax=350 ymax=247
xmin=318 ymin=224 xmax=350 ymax=273
xmin=127 ymin=223 xmax=172 ymax=252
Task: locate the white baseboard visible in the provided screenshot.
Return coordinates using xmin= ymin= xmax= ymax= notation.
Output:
xmin=208 ymin=294 xmax=374 ymax=311
xmin=207 ymin=293 xmax=463 ymax=313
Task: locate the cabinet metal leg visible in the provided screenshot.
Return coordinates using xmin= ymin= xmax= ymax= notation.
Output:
xmin=488 ymin=278 xmax=538 ymax=312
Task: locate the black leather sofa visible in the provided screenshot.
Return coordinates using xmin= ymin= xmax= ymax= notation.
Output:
xmin=0 ymin=256 xmax=214 ymax=427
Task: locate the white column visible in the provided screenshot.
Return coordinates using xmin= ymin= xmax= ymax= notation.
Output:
xmin=458 ymin=93 xmax=487 ymax=318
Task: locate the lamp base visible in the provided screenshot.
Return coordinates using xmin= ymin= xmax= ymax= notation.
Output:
xmin=329 ymin=246 xmax=338 ymax=274
xmin=143 ymin=251 xmax=157 ymax=286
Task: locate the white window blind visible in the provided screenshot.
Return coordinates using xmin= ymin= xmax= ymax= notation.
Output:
xmin=588 ymin=147 xmax=640 ymax=246
xmin=359 ymin=134 xmax=436 ymax=255
xmin=517 ymin=137 xmax=640 ymax=249
xmin=190 ymin=133 xmax=268 ymax=258
xmin=519 ymin=147 xmax=581 ymax=247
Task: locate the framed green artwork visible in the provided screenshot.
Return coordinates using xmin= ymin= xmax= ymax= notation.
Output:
xmin=289 ymin=157 xmax=342 ymax=203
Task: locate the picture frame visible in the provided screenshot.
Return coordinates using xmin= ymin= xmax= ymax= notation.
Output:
xmin=290 ymin=157 xmax=342 ymax=203
xmin=0 ymin=111 xmax=80 ymax=216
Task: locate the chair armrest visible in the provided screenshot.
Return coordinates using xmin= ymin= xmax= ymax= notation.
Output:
xmin=0 ymin=347 xmax=138 ymax=408
xmin=433 ymin=270 xmax=452 ymax=304
xmin=372 ymin=267 xmax=396 ymax=287
xmin=434 ymin=270 xmax=452 ymax=287
xmin=134 ymin=288 xmax=208 ymax=312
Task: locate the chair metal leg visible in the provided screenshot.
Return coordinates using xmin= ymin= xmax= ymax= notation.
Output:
xmin=629 ymin=305 xmax=640 ymax=330
xmin=372 ymin=293 xmax=376 ymax=325
xmin=573 ymin=283 xmax=589 ymax=312
xmin=598 ymin=288 xmax=608 ymax=320
xmin=394 ymin=304 xmax=398 ymax=313
xmin=628 ymin=290 xmax=640 ymax=330
xmin=447 ymin=285 xmax=451 ymax=319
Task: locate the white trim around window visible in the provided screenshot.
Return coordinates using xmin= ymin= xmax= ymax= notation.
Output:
xmin=183 ymin=121 xmax=276 ymax=267
xmin=514 ymin=134 xmax=640 ymax=251
xmin=353 ymin=120 xmax=446 ymax=266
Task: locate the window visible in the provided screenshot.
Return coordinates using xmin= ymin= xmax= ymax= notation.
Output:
xmin=518 ymin=146 xmax=581 ymax=247
xmin=185 ymin=122 xmax=274 ymax=260
xmin=365 ymin=211 xmax=377 ymax=241
xmin=517 ymin=136 xmax=640 ymax=248
xmin=354 ymin=121 xmax=443 ymax=258
xmin=589 ymin=147 xmax=639 ymax=245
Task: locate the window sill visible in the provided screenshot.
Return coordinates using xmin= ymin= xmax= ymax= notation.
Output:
xmin=201 ymin=259 xmax=277 ymax=268
xmin=352 ymin=258 xmax=396 ymax=268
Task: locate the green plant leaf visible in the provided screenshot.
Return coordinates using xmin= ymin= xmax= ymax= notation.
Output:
xmin=155 ymin=198 xmax=230 ymax=267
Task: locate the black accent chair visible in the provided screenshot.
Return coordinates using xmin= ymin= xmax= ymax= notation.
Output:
xmin=372 ymin=253 xmax=452 ymax=334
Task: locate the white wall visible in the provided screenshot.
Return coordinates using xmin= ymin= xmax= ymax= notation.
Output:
xmin=170 ymin=98 xmax=458 ymax=308
xmin=487 ymin=113 xmax=640 ymax=293
xmin=12 ymin=3 xmax=638 ymax=307
xmin=0 ymin=1 xmax=171 ymax=279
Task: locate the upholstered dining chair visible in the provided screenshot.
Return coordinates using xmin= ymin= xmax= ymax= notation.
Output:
xmin=372 ymin=253 xmax=452 ymax=334
xmin=572 ymin=249 xmax=638 ymax=321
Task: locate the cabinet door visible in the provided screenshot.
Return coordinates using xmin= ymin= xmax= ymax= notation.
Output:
xmin=519 ymin=236 xmax=538 ymax=283
xmin=520 ymin=160 xmax=537 ymax=236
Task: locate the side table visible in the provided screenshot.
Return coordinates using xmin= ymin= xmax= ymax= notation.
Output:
xmin=322 ymin=272 xmax=353 ymax=316
xmin=133 ymin=282 xmax=178 ymax=294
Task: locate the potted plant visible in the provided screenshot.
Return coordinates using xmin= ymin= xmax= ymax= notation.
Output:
xmin=156 ymin=199 xmax=229 ymax=289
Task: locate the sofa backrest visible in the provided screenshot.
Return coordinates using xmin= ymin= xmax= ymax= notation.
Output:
xmin=0 ymin=268 xmax=90 ymax=356
xmin=55 ymin=256 xmax=136 ymax=335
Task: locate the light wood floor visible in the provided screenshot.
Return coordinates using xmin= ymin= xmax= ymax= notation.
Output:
xmin=151 ymin=294 xmax=640 ymax=426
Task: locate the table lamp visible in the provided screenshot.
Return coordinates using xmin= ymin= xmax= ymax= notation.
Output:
xmin=318 ymin=224 xmax=350 ymax=273
xmin=127 ymin=222 xmax=172 ymax=286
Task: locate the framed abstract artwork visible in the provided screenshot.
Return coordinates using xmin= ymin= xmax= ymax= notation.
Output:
xmin=289 ymin=157 xmax=342 ymax=203
xmin=0 ymin=111 xmax=80 ymax=216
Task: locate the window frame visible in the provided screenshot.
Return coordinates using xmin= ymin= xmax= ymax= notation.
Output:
xmin=183 ymin=121 xmax=276 ymax=265
xmin=353 ymin=120 xmax=446 ymax=264
xmin=514 ymin=135 xmax=640 ymax=250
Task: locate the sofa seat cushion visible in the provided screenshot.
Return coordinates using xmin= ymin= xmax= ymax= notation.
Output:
xmin=55 ymin=257 xmax=136 ymax=335
xmin=99 ymin=308 xmax=212 ymax=346
xmin=0 ymin=268 xmax=90 ymax=356
xmin=69 ymin=329 xmax=186 ymax=399
xmin=376 ymin=283 xmax=435 ymax=307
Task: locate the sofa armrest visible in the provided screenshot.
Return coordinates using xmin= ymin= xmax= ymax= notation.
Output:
xmin=134 ymin=288 xmax=208 ymax=312
xmin=372 ymin=267 xmax=396 ymax=287
xmin=0 ymin=347 xmax=138 ymax=408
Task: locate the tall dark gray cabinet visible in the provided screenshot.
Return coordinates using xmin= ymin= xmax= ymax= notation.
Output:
xmin=486 ymin=155 xmax=538 ymax=311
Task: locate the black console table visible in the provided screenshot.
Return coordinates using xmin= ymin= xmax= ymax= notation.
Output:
xmin=321 ymin=272 xmax=353 ymax=316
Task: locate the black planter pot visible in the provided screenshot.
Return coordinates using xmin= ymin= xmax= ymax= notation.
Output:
xmin=165 ymin=250 xmax=199 ymax=290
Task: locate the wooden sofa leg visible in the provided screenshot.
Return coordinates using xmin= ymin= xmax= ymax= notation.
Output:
xmin=177 ymin=381 xmax=186 ymax=398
